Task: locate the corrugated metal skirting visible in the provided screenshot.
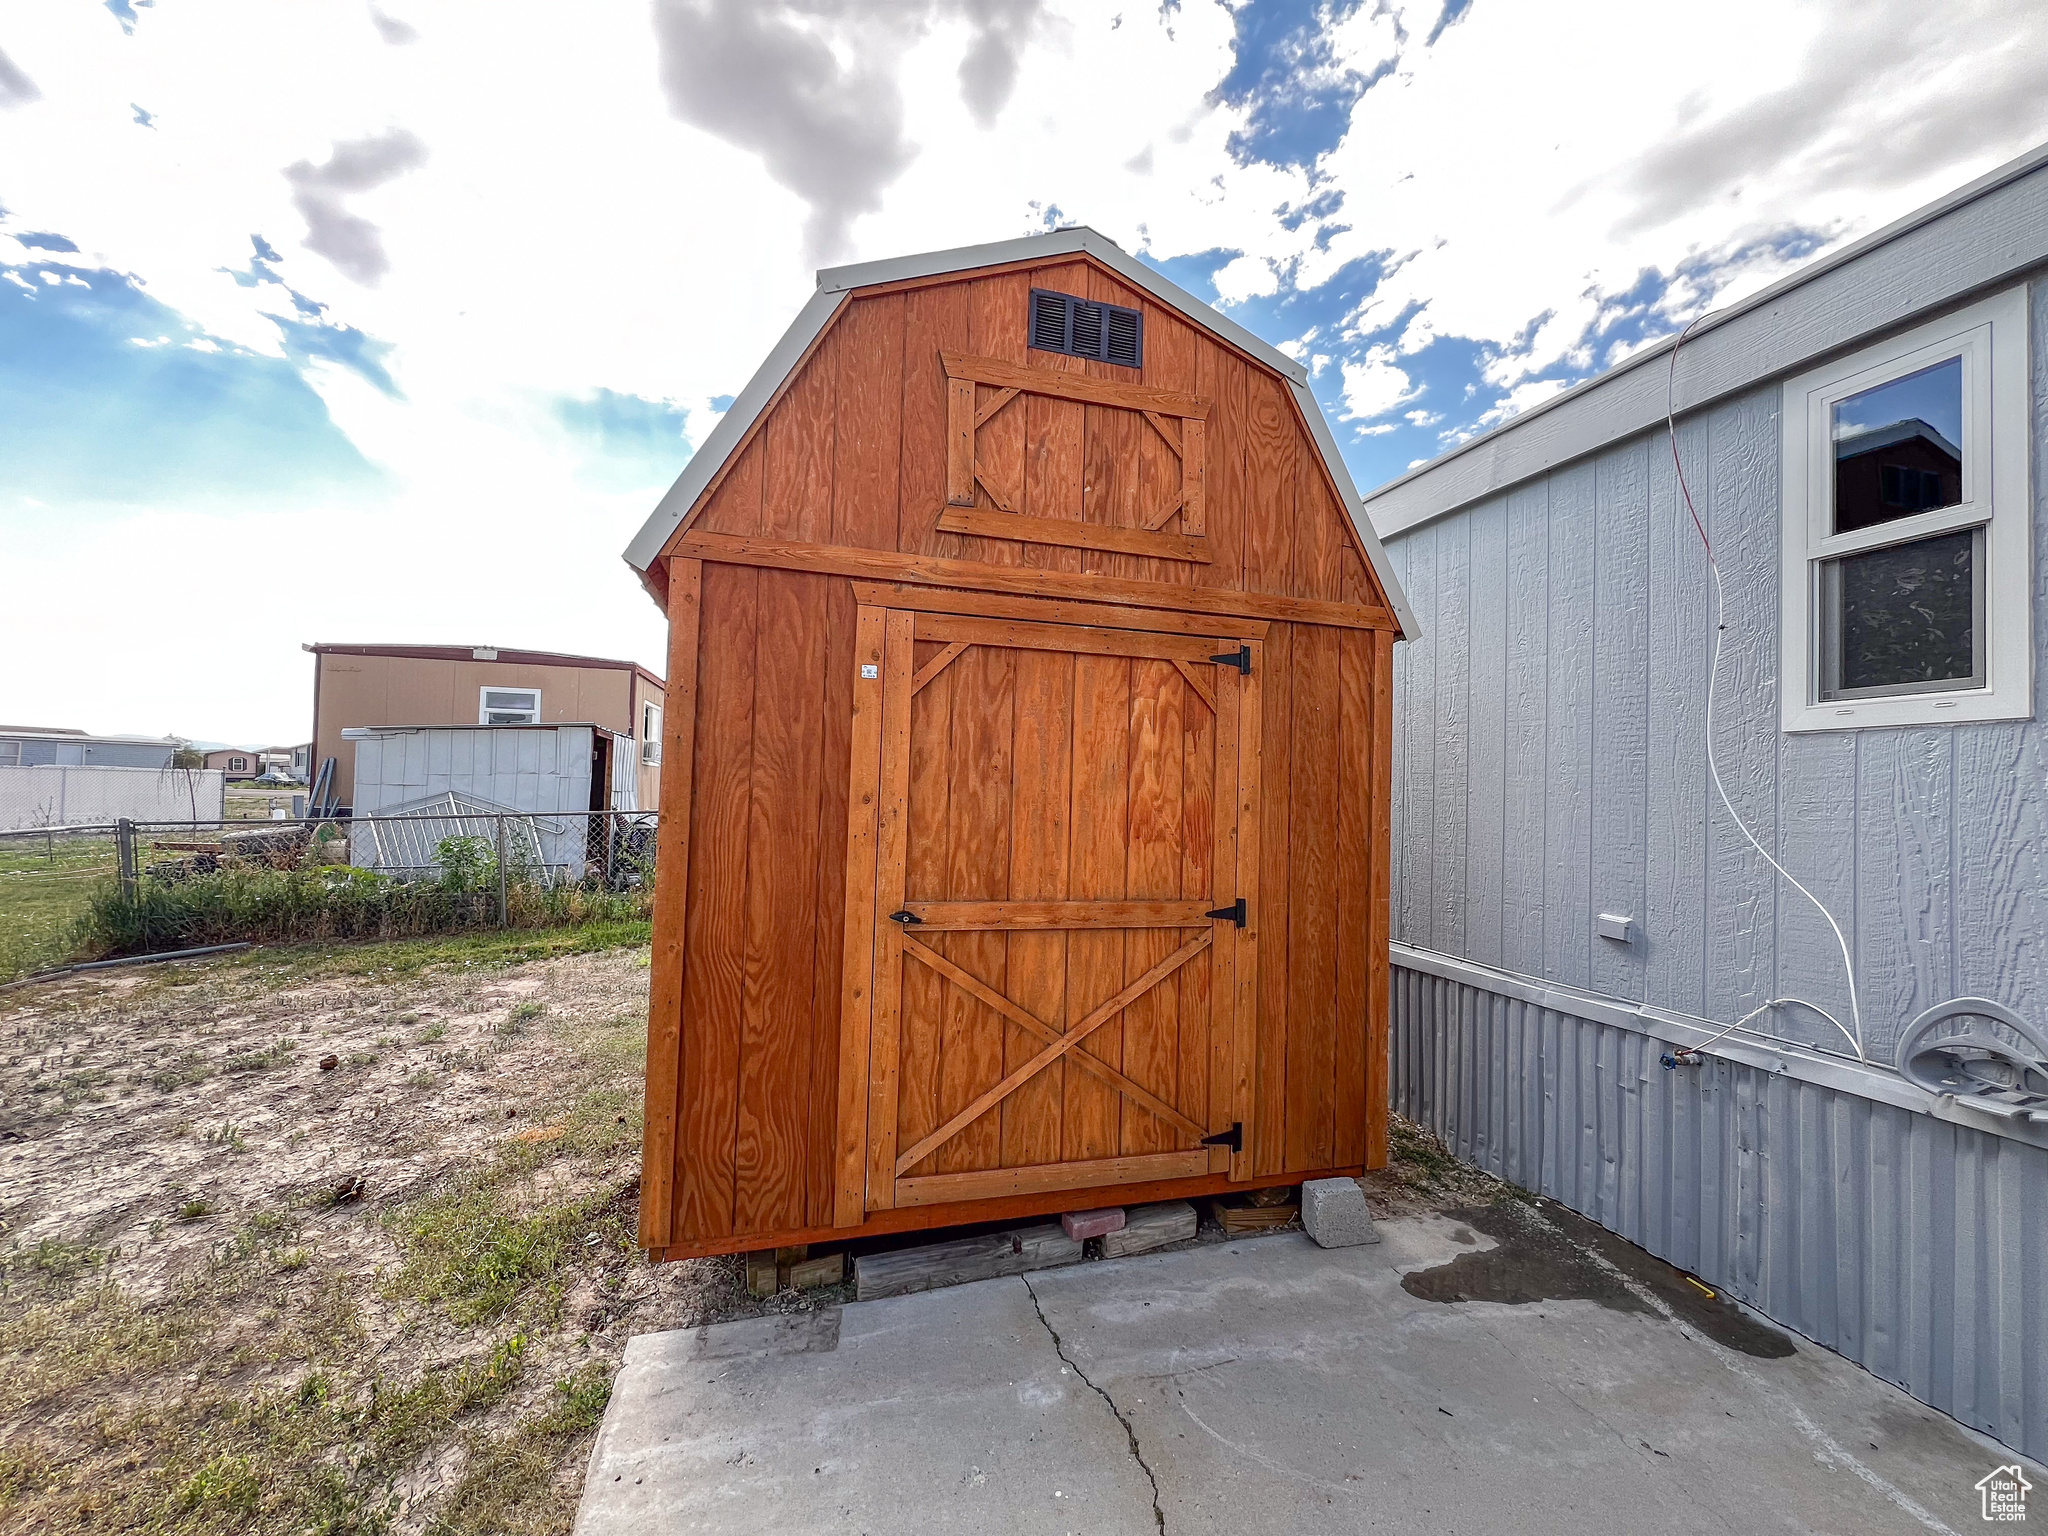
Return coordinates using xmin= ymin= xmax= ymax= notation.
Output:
xmin=1392 ymin=962 xmax=2048 ymax=1460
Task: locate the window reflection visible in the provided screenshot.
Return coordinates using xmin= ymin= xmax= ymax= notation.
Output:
xmin=1831 ymin=357 xmax=1962 ymax=533
xmin=1822 ymin=527 xmax=1978 ymax=697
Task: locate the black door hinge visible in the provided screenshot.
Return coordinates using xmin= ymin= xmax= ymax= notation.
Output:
xmin=888 ymin=909 xmax=921 ymax=925
xmin=1200 ymin=1121 xmax=1243 ymax=1153
xmin=1205 ymin=897 xmax=1246 ymax=927
xmin=1209 ymin=643 xmax=1251 ymax=675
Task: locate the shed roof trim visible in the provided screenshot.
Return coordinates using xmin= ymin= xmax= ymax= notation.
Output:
xmin=622 ymin=226 xmax=1416 ymax=637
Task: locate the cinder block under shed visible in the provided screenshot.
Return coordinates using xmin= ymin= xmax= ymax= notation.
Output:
xmin=1302 ymin=1176 xmax=1380 ymax=1248
xmin=854 ymin=1223 xmax=1082 ymax=1301
xmin=1100 ymin=1200 xmax=1198 ymax=1258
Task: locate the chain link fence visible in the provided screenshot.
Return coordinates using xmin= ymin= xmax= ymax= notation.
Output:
xmin=1 ymin=809 xmax=659 ymax=979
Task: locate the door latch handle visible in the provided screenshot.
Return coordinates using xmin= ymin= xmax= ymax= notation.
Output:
xmin=888 ymin=909 xmax=921 ymax=924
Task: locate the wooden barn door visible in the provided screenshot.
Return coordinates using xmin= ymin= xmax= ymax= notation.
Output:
xmin=842 ymin=606 xmax=1262 ymax=1217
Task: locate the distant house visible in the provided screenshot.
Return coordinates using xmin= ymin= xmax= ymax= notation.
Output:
xmin=200 ymin=747 xmax=265 ymax=779
xmin=0 ymin=726 xmax=179 ymax=770
xmin=305 ymin=644 xmax=664 ymax=811
xmin=197 ymin=744 xmax=313 ymax=781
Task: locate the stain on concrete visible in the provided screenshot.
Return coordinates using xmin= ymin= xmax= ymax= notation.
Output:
xmin=687 ymin=1308 xmax=842 ymax=1361
xmin=1403 ymin=1198 xmax=1796 ymax=1360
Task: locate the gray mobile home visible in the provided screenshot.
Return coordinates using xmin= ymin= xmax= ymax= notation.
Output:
xmin=1368 ymin=144 xmax=2048 ymax=1458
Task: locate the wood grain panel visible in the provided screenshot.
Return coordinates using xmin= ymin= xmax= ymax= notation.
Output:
xmin=942 ymin=350 xmax=1211 ymax=418
xmin=1065 ymin=653 xmax=1131 ymax=1161
xmin=1254 ymin=622 xmax=1293 ymax=1177
xmin=806 ymin=574 xmax=855 ymax=1227
xmin=851 ymin=581 xmax=1267 ymax=638
xmin=864 ymin=612 xmax=917 ymax=1209
xmin=764 ymin=326 xmax=837 ymax=542
xmin=935 ymin=641 xmax=1015 ymax=1174
xmin=1366 ymin=629 xmax=1393 ymax=1169
xmin=900 ymin=283 xmax=973 ymax=555
xmin=1122 ymin=660 xmax=1185 ymax=1154
xmin=638 ymin=557 xmax=700 ymax=1247
xmin=1003 ymin=647 xmax=1073 ymax=1167
xmin=1334 ymin=627 xmax=1369 ymax=1168
xmin=735 ymin=569 xmax=829 ymax=1232
xmin=833 ymin=602 xmax=887 ymax=1225
xmin=691 ymin=430 xmax=765 ymax=538
xmin=675 ymin=561 xmax=760 ymax=1239
xmin=936 ymin=506 xmax=1211 ymax=565
xmin=831 ymin=296 xmax=904 ymax=549
xmin=677 ymin=531 xmax=1397 ymax=630
xmin=1284 ymin=622 xmax=1339 ymax=1171
xmin=1194 ymin=347 xmax=1248 ymax=591
xmin=1180 ymin=656 xmax=1216 ymax=1161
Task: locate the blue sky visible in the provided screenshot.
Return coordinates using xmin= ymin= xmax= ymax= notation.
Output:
xmin=1 ymin=0 xmax=2043 ymax=741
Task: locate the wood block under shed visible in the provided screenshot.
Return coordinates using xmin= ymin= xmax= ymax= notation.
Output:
xmin=854 ymin=1222 xmax=1083 ymax=1301
xmin=774 ymin=1244 xmax=809 ymax=1288
xmin=1215 ymin=1200 xmax=1299 ymax=1234
xmin=744 ymin=1250 xmax=778 ymax=1298
xmin=1100 ymin=1201 xmax=1197 ymax=1258
xmin=786 ymin=1253 xmax=844 ymax=1290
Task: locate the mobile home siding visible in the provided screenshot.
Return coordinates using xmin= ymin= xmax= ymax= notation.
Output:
xmin=1390 ymin=967 xmax=2048 ymax=1459
xmin=1381 ymin=275 xmax=2048 ymax=1457
xmin=1389 ymin=277 xmax=2048 ymax=1069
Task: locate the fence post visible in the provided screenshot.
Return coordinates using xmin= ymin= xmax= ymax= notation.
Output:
xmin=116 ymin=818 xmax=136 ymax=899
xmin=496 ymin=814 xmax=508 ymax=928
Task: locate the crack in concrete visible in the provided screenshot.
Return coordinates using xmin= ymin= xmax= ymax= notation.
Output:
xmin=1022 ymin=1275 xmax=1167 ymax=1536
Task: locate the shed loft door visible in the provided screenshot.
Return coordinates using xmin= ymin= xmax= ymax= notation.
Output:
xmin=847 ymin=608 xmax=1261 ymax=1216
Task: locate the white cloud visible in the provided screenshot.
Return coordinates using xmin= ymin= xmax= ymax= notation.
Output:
xmin=0 ymin=0 xmax=2042 ymax=739
xmin=1338 ymin=344 xmax=1419 ymax=421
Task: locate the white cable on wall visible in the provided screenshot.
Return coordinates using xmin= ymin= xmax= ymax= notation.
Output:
xmin=1665 ymin=318 xmax=1867 ymax=1063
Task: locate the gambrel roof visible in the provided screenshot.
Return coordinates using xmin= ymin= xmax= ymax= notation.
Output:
xmin=624 ymin=226 xmax=1416 ymax=637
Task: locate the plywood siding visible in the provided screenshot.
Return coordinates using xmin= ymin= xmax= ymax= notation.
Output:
xmin=659 ymin=260 xmax=1392 ymax=615
xmin=642 ymin=253 xmax=1398 ymax=1253
xmin=1384 ymin=279 xmax=2048 ymax=1064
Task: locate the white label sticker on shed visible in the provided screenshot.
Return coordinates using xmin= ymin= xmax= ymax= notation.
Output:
xmin=860 ymin=664 xmax=879 ymax=679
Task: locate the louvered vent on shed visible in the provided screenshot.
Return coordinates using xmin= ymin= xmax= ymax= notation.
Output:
xmin=1027 ymin=288 xmax=1144 ymax=368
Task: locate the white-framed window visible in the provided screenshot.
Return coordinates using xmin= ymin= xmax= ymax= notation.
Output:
xmin=479 ymin=686 xmax=542 ymax=725
xmin=1781 ymin=285 xmax=2031 ymax=732
xmin=228 ymin=756 xmax=247 ymax=773
xmin=640 ymin=701 xmax=662 ymax=765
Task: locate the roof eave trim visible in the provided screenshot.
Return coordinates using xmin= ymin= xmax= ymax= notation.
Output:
xmin=623 ymin=288 xmax=848 ymax=575
xmin=1289 ymin=376 xmax=1418 ymax=638
xmin=1362 ymin=136 xmax=2048 ymax=535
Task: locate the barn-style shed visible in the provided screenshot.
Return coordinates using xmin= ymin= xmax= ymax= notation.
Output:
xmin=625 ymin=228 xmax=1414 ymax=1259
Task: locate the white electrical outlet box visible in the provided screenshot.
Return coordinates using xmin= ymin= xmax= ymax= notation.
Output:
xmin=1596 ymin=912 xmax=1633 ymax=943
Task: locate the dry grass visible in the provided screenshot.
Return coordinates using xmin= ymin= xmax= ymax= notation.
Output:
xmin=0 ymin=931 xmax=816 ymax=1536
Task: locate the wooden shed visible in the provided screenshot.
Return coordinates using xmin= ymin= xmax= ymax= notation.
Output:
xmin=625 ymin=228 xmax=1415 ymax=1259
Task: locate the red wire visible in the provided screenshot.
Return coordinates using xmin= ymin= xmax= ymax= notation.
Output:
xmin=1666 ymin=312 xmax=1715 ymax=564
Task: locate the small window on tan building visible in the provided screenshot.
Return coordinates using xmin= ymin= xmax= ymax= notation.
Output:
xmin=641 ymin=702 xmax=662 ymax=765
xmin=479 ymin=687 xmax=542 ymax=726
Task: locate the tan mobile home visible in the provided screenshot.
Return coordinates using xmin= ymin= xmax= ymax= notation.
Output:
xmin=306 ymin=643 xmax=666 ymax=811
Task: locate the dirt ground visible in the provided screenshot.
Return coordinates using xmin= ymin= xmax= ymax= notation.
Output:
xmin=0 ymin=927 xmax=1498 ymax=1535
xmin=0 ymin=932 xmax=842 ymax=1535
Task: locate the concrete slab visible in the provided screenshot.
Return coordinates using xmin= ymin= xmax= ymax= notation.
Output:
xmin=578 ymin=1210 xmax=2042 ymax=1535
